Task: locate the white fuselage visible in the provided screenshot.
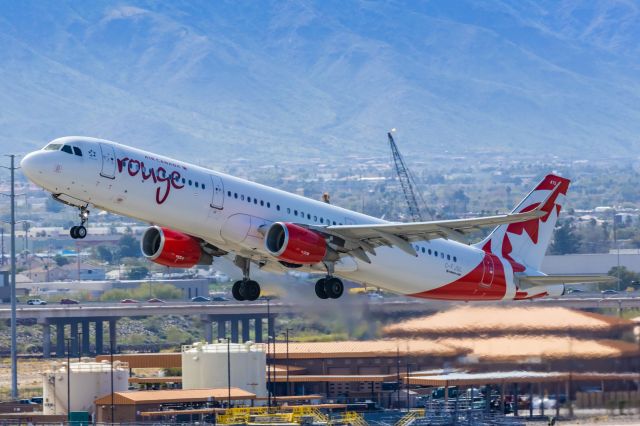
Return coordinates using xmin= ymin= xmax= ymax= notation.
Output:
xmin=21 ymin=137 xmax=519 ymax=300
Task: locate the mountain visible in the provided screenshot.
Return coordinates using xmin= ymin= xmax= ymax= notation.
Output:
xmin=1 ymin=0 xmax=639 ymax=165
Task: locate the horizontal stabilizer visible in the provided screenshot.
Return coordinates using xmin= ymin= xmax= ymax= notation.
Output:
xmin=519 ymin=275 xmax=617 ymax=286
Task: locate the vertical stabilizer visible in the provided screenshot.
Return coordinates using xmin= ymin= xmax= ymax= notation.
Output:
xmin=475 ymin=174 xmax=571 ymax=272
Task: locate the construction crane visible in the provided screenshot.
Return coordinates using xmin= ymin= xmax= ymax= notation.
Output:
xmin=387 ymin=131 xmax=429 ymax=222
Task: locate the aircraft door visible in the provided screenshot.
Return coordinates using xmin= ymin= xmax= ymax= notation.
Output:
xmin=481 ymin=254 xmax=494 ymax=287
xmin=99 ymin=143 xmax=116 ymax=179
xmin=210 ymin=175 xmax=224 ymax=210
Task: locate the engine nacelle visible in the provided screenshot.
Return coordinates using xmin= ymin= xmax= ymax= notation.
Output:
xmin=140 ymin=226 xmax=211 ymax=268
xmin=264 ymin=222 xmax=327 ymax=265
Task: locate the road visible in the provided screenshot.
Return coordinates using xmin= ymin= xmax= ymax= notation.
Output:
xmin=1 ymin=293 xmax=640 ymax=321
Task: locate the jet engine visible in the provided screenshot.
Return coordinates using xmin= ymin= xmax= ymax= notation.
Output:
xmin=141 ymin=226 xmax=211 ymax=268
xmin=264 ymin=222 xmax=328 ymax=265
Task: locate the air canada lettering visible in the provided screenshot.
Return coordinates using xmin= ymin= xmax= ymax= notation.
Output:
xmin=116 ymin=157 xmax=184 ymax=204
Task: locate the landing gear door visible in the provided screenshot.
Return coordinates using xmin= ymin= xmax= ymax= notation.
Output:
xmin=99 ymin=143 xmax=116 ymax=179
xmin=210 ymin=175 xmax=224 ymax=210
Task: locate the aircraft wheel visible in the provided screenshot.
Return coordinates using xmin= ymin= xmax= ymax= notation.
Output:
xmin=315 ymin=278 xmax=328 ymax=299
xmin=69 ymin=226 xmax=78 ymax=239
xmin=325 ymin=277 xmax=344 ymax=299
xmin=232 ymin=281 xmax=245 ymax=301
xmin=243 ymin=280 xmax=261 ymax=301
xmin=75 ymin=225 xmax=87 ymax=239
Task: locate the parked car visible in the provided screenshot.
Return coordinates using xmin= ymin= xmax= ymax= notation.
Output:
xmin=211 ymin=296 xmax=229 ymax=302
xmin=27 ymin=299 xmax=47 ymax=305
xmin=59 ymin=298 xmax=79 ymax=305
xmin=29 ymin=396 xmax=43 ymax=404
xmin=147 ymin=298 xmax=165 ymax=303
xmin=601 ymin=289 xmax=618 ymax=296
xmin=120 ymin=299 xmax=140 ymax=304
xmin=191 ymin=296 xmax=211 ymax=302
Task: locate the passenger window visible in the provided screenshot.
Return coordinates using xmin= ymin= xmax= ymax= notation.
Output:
xmin=234 ymin=193 xmax=238 ymax=199
xmin=202 ymin=184 xmax=205 ymax=190
xmin=428 ymin=249 xmax=432 ymax=255
xmin=260 ymin=200 xmax=264 ymax=206
xmin=441 ymin=253 xmax=445 ymax=259
xmin=227 ymin=191 xmax=231 ymax=197
xmin=247 ymin=196 xmax=251 ymax=202
xmin=307 ymin=214 xmax=311 ymax=220
xmin=434 ymin=251 xmax=438 ymax=257
xmin=241 ymin=195 xmax=245 ymax=201
xmin=447 ymin=254 xmax=451 ymax=260
xmin=333 ymin=221 xmax=336 ymax=225
xmin=267 ymin=202 xmax=271 ymax=208
xmin=195 ymin=182 xmax=199 ymax=188
xmin=275 ymin=205 xmax=279 ymax=211
xmin=254 ymin=199 xmax=257 ymax=204
xmin=422 ymin=247 xmax=425 ymax=253
xmin=73 ymin=147 xmax=82 ymax=156
xmin=314 ymin=216 xmax=317 ymax=221
xmin=453 ymin=256 xmax=457 ymax=262
xmin=61 ymin=145 xmax=73 ymax=154
xmin=294 ymin=210 xmax=298 ymax=216
xmin=320 ymin=218 xmax=324 ymax=223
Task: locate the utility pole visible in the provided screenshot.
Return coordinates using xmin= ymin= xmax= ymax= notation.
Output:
xmin=1 ymin=155 xmax=19 ymax=399
xmin=1 ymin=228 xmax=4 ymax=266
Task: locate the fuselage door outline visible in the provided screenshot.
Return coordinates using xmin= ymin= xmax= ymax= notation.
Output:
xmin=99 ymin=143 xmax=116 ymax=179
xmin=210 ymin=174 xmax=224 ymax=210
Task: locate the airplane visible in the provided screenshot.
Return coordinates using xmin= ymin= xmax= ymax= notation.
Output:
xmin=20 ymin=137 xmax=614 ymax=302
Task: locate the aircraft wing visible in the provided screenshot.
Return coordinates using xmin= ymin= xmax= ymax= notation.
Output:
xmin=302 ymin=179 xmax=563 ymax=263
xmin=519 ymin=275 xmax=617 ymax=286
xmin=305 ymin=207 xmax=546 ymax=263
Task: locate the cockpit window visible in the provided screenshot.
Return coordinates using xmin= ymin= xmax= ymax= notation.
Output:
xmin=44 ymin=143 xmax=62 ymax=151
xmin=72 ymin=147 xmax=82 ymax=156
xmin=61 ymin=145 xmax=73 ymax=154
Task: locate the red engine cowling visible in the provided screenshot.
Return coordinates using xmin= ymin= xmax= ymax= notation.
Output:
xmin=140 ymin=226 xmax=206 ymax=268
xmin=264 ymin=222 xmax=327 ymax=264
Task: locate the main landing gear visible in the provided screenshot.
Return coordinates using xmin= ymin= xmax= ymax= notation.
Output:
xmin=70 ymin=206 xmax=89 ymax=239
xmin=315 ymin=262 xmax=344 ymax=299
xmin=232 ymin=257 xmax=261 ymax=302
xmin=315 ymin=277 xmax=344 ymax=299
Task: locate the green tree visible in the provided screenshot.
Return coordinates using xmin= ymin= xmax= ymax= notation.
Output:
xmin=118 ymin=234 xmax=140 ymax=258
xmin=127 ymin=266 xmax=149 ymax=280
xmin=608 ymin=266 xmax=640 ymax=290
xmin=53 ymin=254 xmax=69 ymax=267
xmin=549 ymin=222 xmax=581 ymax=255
xmin=96 ymin=245 xmax=113 ymax=263
xmin=45 ymin=197 xmax=63 ymax=213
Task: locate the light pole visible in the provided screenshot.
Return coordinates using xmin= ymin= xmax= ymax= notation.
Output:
xmin=110 ymin=337 xmax=115 ymax=424
xmin=282 ymin=328 xmax=292 ymax=397
xmin=218 ymin=337 xmax=231 ymax=408
xmin=0 ymin=155 xmax=19 ymax=399
xmin=266 ymin=297 xmax=272 ymax=408
xmin=66 ymin=337 xmax=71 ymax=418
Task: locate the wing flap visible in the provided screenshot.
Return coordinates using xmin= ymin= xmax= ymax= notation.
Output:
xmin=519 ymin=275 xmax=617 ymax=286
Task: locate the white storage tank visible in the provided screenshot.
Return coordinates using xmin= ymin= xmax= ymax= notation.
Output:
xmin=182 ymin=341 xmax=266 ymax=397
xmin=42 ymin=359 xmax=129 ymax=415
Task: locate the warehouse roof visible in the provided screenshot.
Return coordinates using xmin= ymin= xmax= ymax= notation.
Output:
xmin=406 ymin=371 xmax=640 ymax=386
xmin=439 ymin=336 xmax=639 ymax=361
xmin=383 ymin=306 xmax=634 ymax=337
xmin=270 ymin=340 xmax=467 ymax=359
xmin=95 ymin=388 xmax=255 ymax=405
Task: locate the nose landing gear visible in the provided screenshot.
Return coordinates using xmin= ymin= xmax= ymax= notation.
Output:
xmin=70 ymin=206 xmax=89 ymax=239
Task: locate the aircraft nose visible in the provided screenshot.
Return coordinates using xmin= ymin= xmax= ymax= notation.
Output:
xmin=20 ymin=151 xmax=46 ymax=183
